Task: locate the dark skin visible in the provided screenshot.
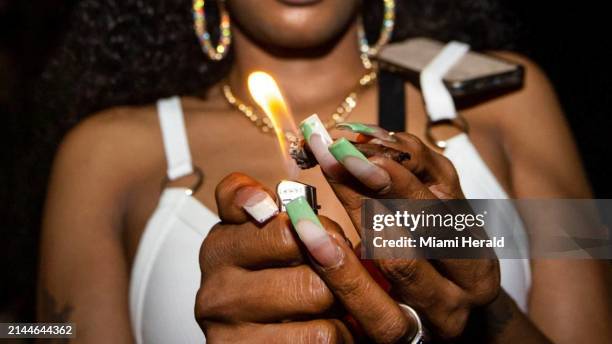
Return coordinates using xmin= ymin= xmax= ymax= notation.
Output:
xmin=39 ymin=0 xmax=610 ymax=342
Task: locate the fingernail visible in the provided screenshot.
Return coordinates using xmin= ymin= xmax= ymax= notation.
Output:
xmin=235 ymin=187 xmax=279 ymax=223
xmin=336 ymin=122 xmax=397 ymax=142
xmin=286 ymin=197 xmax=342 ymax=268
xmin=329 ymin=138 xmax=391 ymax=190
xmin=300 ymin=114 xmax=344 ymax=178
xmin=301 ymin=114 xmax=333 ymax=146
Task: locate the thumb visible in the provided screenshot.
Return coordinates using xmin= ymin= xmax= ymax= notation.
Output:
xmin=215 ymin=172 xmax=279 ymax=224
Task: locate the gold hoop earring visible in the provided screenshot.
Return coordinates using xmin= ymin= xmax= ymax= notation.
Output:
xmin=358 ymin=0 xmax=395 ymax=68
xmin=193 ymin=0 xmax=231 ymax=61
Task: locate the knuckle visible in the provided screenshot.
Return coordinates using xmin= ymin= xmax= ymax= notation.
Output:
xmin=334 ymin=273 xmax=369 ymax=299
xmin=403 ymin=134 xmax=427 ymax=153
xmin=438 ymin=306 xmax=470 ymax=340
xmin=378 ymin=259 xmax=421 ymax=286
xmin=216 ymin=172 xmax=249 ymax=191
xmin=199 ymin=223 xmax=238 ymax=271
xmin=470 ymin=260 xmax=501 ymax=304
xmin=331 ymin=186 xmax=363 ymax=211
xmin=413 ymin=188 xmax=434 ymax=200
xmin=271 ymin=214 xmax=296 ymax=245
xmin=304 ymin=320 xmax=339 ymax=344
xmin=199 ymin=227 xmax=223 ymax=272
xmin=297 ymin=268 xmax=334 ymax=314
xmin=263 ymin=215 xmax=302 ymax=264
xmin=195 ymin=268 xmax=237 ymax=322
xmin=438 ymin=155 xmax=460 ymax=178
xmin=398 ymin=134 xmax=434 ymax=175
xmin=374 ymin=312 xmax=410 ymax=344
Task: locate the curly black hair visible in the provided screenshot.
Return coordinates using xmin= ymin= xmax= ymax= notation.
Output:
xmin=6 ymin=0 xmax=519 ymax=321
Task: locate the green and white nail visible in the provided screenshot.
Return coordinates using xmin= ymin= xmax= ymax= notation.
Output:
xmin=286 ymin=196 xmax=340 ymax=268
xmin=286 ymin=196 xmax=324 ymax=229
xmin=336 ymin=122 xmax=396 ymax=142
xmin=328 ymin=137 xmax=391 ymax=190
xmin=328 ymin=137 xmax=369 ymax=163
xmin=300 ymin=114 xmax=333 ymax=146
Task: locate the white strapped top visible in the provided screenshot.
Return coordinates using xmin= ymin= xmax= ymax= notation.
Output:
xmin=129 ymin=44 xmax=531 ymax=344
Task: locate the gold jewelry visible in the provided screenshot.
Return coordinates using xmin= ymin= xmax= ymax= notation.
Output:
xmin=358 ymin=0 xmax=396 ymax=68
xmin=193 ymin=0 xmax=231 ymax=61
xmin=222 ymin=69 xmax=377 ymax=134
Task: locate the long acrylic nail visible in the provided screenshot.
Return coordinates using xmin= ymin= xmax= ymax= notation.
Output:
xmin=336 ymin=122 xmax=397 ymax=142
xmin=235 ymin=186 xmax=279 ymax=223
xmin=286 ymin=197 xmax=342 ymax=268
xmin=329 ymin=138 xmax=391 ymax=190
xmin=301 ymin=114 xmax=333 ymax=146
xmin=300 ymin=114 xmax=343 ymax=178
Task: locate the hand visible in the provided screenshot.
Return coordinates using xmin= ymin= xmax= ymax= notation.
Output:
xmin=195 ymin=173 xmax=351 ymax=343
xmin=196 ymin=173 xmax=424 ymax=343
xmin=307 ymin=124 xmax=501 ymax=340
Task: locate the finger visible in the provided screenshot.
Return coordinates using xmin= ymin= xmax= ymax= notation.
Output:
xmin=324 ymin=153 xmax=443 ymax=236
xmin=201 ymin=214 xmax=303 ymax=270
xmin=201 ymin=214 xmax=350 ymax=270
xmin=203 ymin=319 xmax=353 ymax=344
xmin=215 ymin=172 xmax=279 ymax=224
xmin=284 ymin=198 xmax=413 ymax=343
xmin=376 ymin=258 xmax=471 ymax=340
xmin=300 ymin=115 xmax=348 ymax=181
xmin=432 ymin=258 xmax=500 ymax=305
xmin=328 ymin=137 xmax=391 ymax=191
xmin=368 ymin=155 xmax=438 ymax=199
xmin=339 ymin=126 xmax=459 ymax=190
xmin=335 ymin=122 xmax=397 ymax=143
xmin=378 ymin=132 xmax=461 ymax=192
xmin=197 ymin=265 xmax=339 ymax=323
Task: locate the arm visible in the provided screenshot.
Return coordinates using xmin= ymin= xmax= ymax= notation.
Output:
xmin=482 ymin=52 xmax=611 ymax=343
xmin=38 ymin=116 xmax=135 ymax=343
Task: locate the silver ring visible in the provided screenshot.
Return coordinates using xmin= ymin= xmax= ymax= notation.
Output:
xmin=398 ymin=303 xmax=425 ymax=344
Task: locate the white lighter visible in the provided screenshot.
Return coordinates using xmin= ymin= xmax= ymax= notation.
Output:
xmin=276 ymin=180 xmax=320 ymax=214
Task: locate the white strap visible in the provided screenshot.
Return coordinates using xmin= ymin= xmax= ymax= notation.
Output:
xmin=157 ymin=97 xmax=194 ymax=180
xmin=420 ymin=41 xmax=470 ymax=122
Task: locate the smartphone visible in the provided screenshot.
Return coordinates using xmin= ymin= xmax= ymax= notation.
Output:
xmin=376 ymin=37 xmax=524 ymax=97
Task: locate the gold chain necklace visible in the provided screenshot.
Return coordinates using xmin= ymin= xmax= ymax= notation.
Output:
xmin=222 ymin=69 xmax=378 ymax=134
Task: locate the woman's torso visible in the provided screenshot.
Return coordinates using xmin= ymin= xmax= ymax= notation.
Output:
xmin=125 ymin=80 xmax=526 ymax=343
xmin=122 ymin=82 xmax=513 ymax=261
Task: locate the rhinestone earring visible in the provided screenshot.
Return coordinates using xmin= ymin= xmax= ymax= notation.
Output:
xmin=358 ymin=0 xmax=396 ymax=69
xmin=193 ymin=0 xmax=231 ymax=61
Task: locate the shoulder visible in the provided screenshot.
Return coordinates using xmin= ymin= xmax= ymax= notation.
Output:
xmin=470 ymin=51 xmax=560 ymax=114
xmin=463 ymin=51 xmax=565 ymax=134
xmin=51 ymin=103 xmax=165 ymax=193
xmin=471 ymin=52 xmax=591 ymax=196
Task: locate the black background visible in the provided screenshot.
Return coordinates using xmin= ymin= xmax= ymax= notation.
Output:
xmin=1 ymin=0 xmax=610 ymax=321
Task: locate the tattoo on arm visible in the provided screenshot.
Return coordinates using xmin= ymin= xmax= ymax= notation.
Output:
xmin=39 ymin=289 xmax=74 ymax=344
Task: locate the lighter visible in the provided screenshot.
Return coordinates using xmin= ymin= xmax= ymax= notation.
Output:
xmin=276 ymin=180 xmax=320 ymax=214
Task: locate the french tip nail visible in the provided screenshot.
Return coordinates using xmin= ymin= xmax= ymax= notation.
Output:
xmin=294 ymin=219 xmax=343 ymax=268
xmin=336 ymin=122 xmax=376 ymax=135
xmin=285 ymin=197 xmax=343 ymax=267
xmin=328 ymin=137 xmax=369 ymax=162
xmin=237 ymin=187 xmax=279 ymax=223
xmin=328 ymin=138 xmax=391 ymax=190
xmin=336 ymin=122 xmax=397 ymax=142
xmin=300 ymin=114 xmax=333 ymax=146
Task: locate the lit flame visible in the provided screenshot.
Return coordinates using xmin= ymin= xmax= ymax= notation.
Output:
xmin=247 ymin=71 xmax=300 ymax=178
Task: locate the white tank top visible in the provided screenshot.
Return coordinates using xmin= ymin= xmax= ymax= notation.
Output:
xmin=129 ymin=45 xmax=531 ymax=344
